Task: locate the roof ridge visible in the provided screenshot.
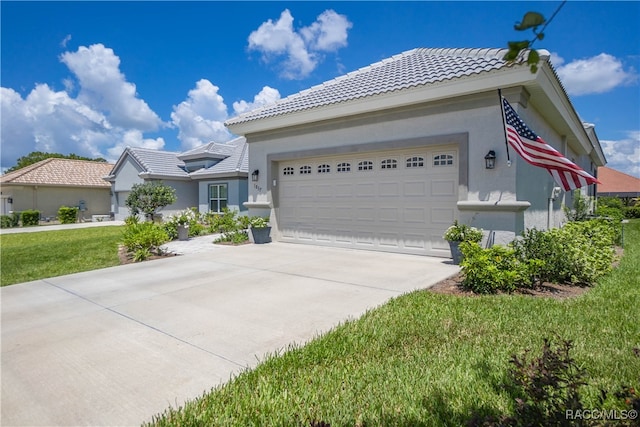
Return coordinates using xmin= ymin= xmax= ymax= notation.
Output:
xmin=1 ymin=158 xmax=57 ymax=182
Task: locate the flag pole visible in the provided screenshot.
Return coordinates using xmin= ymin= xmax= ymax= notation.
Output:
xmin=497 ymin=89 xmax=512 ymax=166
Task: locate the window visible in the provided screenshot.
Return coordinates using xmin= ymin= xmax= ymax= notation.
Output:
xmin=381 ymin=159 xmax=397 ymax=169
xmin=434 ymin=154 xmax=454 ymax=166
xmin=337 ymin=162 xmax=351 ymax=172
xmin=283 ymin=166 xmax=294 ymax=176
xmin=406 ymin=156 xmax=425 ymax=168
xmin=300 ymin=165 xmax=312 ymax=174
xmin=209 ymin=183 xmax=228 ymax=213
xmin=358 ymin=160 xmax=373 ymax=171
xmin=318 ymin=164 xmax=331 ymax=173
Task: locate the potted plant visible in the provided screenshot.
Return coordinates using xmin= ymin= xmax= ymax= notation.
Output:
xmin=249 ymin=216 xmax=271 ymax=244
xmin=443 ymin=220 xmax=483 ymax=264
xmin=173 ymin=210 xmax=194 ymax=241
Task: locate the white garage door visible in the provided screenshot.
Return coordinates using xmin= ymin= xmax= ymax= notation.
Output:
xmin=277 ymin=146 xmax=458 ymax=256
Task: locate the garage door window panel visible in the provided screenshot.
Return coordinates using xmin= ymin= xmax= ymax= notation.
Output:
xmin=433 ymin=154 xmax=455 ymax=167
xmin=381 ymin=159 xmax=398 ymax=169
xmin=318 ymin=164 xmax=331 ymax=173
xmin=406 ymin=156 xmax=425 ymax=168
xmin=337 ymin=162 xmax=351 ymax=172
xmin=358 ymin=161 xmax=374 ymax=171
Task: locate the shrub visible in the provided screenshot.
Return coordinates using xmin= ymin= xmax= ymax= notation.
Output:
xmin=469 ymin=338 xmax=587 ymax=426
xmin=512 ymin=220 xmax=616 ymax=286
xmin=21 ymin=210 xmax=40 ymax=226
xmin=443 ymin=220 xmax=483 ymax=242
xmin=125 ymin=181 xmax=177 ymax=221
xmin=459 ymin=242 xmax=538 ymax=294
xmin=563 ymin=190 xmax=593 ymax=221
xmin=0 ymin=212 xmax=20 ymax=228
xmin=57 ymin=206 xmax=78 ymax=224
xmin=122 ymin=222 xmax=169 ymax=261
xmin=624 ymin=206 xmax=640 ymax=219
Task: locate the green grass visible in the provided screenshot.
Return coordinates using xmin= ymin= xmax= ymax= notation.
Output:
xmin=0 ymin=226 xmax=124 ymax=286
xmin=146 ymin=220 xmax=640 ymax=427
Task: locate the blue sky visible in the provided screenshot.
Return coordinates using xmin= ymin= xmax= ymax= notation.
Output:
xmin=2 ymin=1 xmax=639 ymax=176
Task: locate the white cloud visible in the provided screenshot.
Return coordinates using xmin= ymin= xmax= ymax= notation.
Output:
xmin=0 ymin=44 xmax=166 ymax=169
xmin=248 ymin=9 xmax=352 ymax=79
xmin=0 ymin=42 xmax=284 ymax=170
xmin=553 ymin=53 xmax=638 ymax=96
xmin=60 ymin=34 xmax=72 ymax=48
xmin=170 ymin=79 xmax=234 ymax=150
xmin=601 ymin=131 xmax=640 ymax=178
xmin=232 ymin=86 xmax=281 ymax=116
xmin=301 ymin=9 xmax=352 ymax=52
xmin=60 ymin=44 xmax=162 ymax=131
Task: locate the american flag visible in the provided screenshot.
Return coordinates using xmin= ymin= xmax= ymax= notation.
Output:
xmin=501 ymin=97 xmax=600 ymax=191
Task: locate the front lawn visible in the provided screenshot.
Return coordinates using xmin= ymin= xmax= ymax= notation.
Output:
xmin=0 ymin=226 xmax=124 ymax=286
xmin=146 ymin=220 xmax=640 ymax=426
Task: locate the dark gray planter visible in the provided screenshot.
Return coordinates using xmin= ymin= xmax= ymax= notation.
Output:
xmin=251 ymin=226 xmax=272 ymax=244
xmin=177 ymin=224 xmax=189 ymax=241
xmin=448 ymin=240 xmax=463 ymax=265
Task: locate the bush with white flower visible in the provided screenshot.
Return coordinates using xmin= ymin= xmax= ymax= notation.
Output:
xmin=443 ymin=220 xmax=483 ymax=243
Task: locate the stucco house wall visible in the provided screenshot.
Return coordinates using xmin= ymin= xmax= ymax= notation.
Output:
xmin=5 ymin=185 xmax=110 ymax=219
xmin=227 ymin=48 xmax=605 ymax=256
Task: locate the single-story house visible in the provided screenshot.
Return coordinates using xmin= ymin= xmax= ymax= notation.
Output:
xmin=104 ymin=137 xmax=248 ymax=220
xmin=225 ymin=47 xmax=606 ymax=257
xmin=597 ymin=166 xmax=640 ymax=203
xmin=0 ymin=158 xmax=114 ymax=220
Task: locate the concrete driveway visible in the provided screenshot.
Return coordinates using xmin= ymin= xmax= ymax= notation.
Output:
xmin=1 ymin=241 xmax=458 ymax=426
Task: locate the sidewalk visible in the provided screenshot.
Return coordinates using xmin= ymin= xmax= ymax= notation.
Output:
xmin=0 ymin=220 xmax=125 ymax=234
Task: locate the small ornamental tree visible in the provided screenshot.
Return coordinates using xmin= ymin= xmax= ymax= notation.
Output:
xmin=125 ymin=181 xmax=177 ymax=222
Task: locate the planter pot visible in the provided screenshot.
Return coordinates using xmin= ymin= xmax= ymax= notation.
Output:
xmin=250 ymin=226 xmax=272 ymax=244
xmin=177 ymin=224 xmax=189 ymax=241
xmin=448 ymin=240 xmax=463 ymax=265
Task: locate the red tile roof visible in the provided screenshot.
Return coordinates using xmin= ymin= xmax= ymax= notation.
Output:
xmin=597 ymin=167 xmax=640 ymax=196
xmin=0 ymin=158 xmax=114 ymax=188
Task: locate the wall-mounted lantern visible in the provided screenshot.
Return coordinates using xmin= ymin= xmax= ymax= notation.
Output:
xmin=251 ymin=169 xmax=259 ymax=182
xmin=484 ymin=150 xmax=496 ymax=169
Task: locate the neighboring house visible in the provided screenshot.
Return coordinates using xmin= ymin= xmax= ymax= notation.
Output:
xmin=0 ymin=158 xmax=114 ymax=219
xmin=104 ymin=137 xmax=248 ymax=220
xmin=226 ymin=47 xmax=606 ymax=258
xmin=597 ymin=166 xmax=640 ymax=203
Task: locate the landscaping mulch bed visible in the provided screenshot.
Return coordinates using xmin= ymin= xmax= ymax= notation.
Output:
xmin=429 ymin=245 xmax=624 ymax=300
xmin=428 ymin=273 xmax=590 ymax=299
xmin=118 ymin=245 xmax=180 ymax=265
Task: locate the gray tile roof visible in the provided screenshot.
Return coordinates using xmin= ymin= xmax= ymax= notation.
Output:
xmin=127 ymin=147 xmax=189 ymax=178
xmin=110 ymin=137 xmax=248 ymax=181
xmin=225 ymin=48 xmax=512 ymax=126
xmin=189 ymin=137 xmax=248 ymax=177
xmin=178 ymin=141 xmax=238 ymax=160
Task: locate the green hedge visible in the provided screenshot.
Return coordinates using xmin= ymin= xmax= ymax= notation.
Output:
xmin=461 ymin=218 xmax=617 ymax=293
xmin=21 ymin=210 xmax=40 ymax=226
xmin=57 ymin=206 xmax=79 ymax=224
xmin=0 ymin=212 xmax=20 ymax=228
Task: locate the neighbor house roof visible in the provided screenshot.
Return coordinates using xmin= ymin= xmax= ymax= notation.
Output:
xmin=0 ymin=158 xmax=113 ymax=188
xmin=597 ymin=166 xmax=640 ymax=197
xmin=226 ymin=48 xmax=515 ymax=126
xmin=188 ymin=137 xmax=248 ymax=178
xmin=126 ymin=147 xmax=190 ymax=179
xmin=105 ymin=138 xmax=248 ymax=182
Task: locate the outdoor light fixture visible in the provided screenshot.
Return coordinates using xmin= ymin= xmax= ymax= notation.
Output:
xmin=484 ymin=150 xmax=496 ymax=169
xmin=251 ymin=169 xmax=259 ymax=182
